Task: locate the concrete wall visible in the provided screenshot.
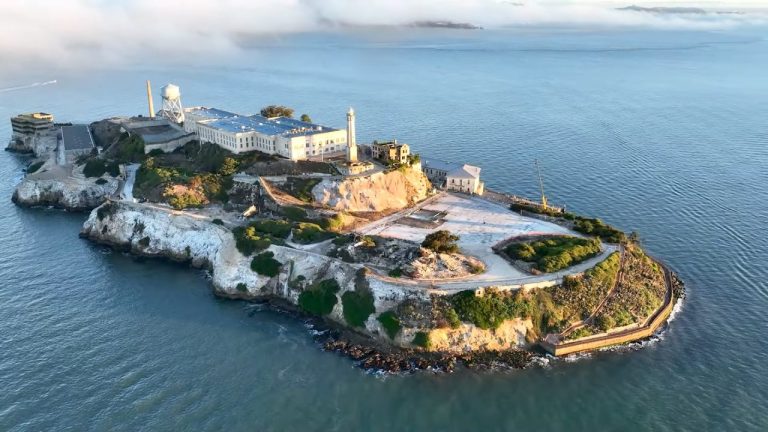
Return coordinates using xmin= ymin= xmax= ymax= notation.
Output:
xmin=144 ymin=134 xmax=197 ymax=154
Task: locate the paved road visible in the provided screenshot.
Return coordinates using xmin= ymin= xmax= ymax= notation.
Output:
xmin=121 ymin=164 xmax=140 ymax=202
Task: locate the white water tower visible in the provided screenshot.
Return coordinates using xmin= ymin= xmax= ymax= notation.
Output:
xmin=160 ymin=83 xmax=185 ymax=123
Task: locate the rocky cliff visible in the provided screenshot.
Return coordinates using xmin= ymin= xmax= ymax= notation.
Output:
xmin=80 ymin=201 xmax=530 ymax=354
xmin=13 ymin=164 xmax=119 ymax=211
xmin=311 ymin=166 xmax=431 ymax=213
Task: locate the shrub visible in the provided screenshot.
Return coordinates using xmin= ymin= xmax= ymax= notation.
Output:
xmin=298 ymin=278 xmax=339 ymax=316
xmin=422 ymin=230 xmax=459 ymax=254
xmin=300 ymin=113 xmax=312 ymax=122
xmin=282 ymin=206 xmax=307 ymax=221
xmin=445 ymin=308 xmax=462 ymax=329
xmin=332 ymin=235 xmax=354 ymax=246
xmin=594 ymin=314 xmax=615 ymax=332
xmin=317 ymin=213 xmax=345 ymax=231
xmin=293 ymin=222 xmax=334 ymax=244
xmin=260 ymin=105 xmax=294 ymax=118
xmin=95 ymin=178 xmax=108 ymax=185
xmin=377 ymin=311 xmax=401 ymax=339
xmin=388 ymin=267 xmax=403 ymax=278
xmin=147 ymin=148 xmax=165 ymax=157
xmin=449 ymin=289 xmax=542 ymax=330
xmin=212 ymin=218 xmax=224 ymax=225
xmin=250 ymin=251 xmax=282 ymax=277
xmin=138 ymin=236 xmax=150 ymax=247
xmin=233 ymin=226 xmax=271 ymax=256
xmin=106 ymin=162 xmax=120 ymax=177
xmin=27 ymin=161 xmax=44 ymax=173
xmin=412 ymin=331 xmax=431 ymax=349
xmin=252 ymin=220 xmax=292 ymax=239
xmin=360 ymin=236 xmax=376 ymax=248
xmin=83 ymin=159 xmax=107 ymax=177
xmin=218 ymin=157 xmax=239 ymax=176
xmin=341 ymin=289 xmax=375 ymax=327
xmin=236 ymin=283 xmax=248 ymax=293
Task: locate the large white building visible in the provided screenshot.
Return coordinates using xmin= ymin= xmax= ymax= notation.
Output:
xmin=423 ymin=159 xmax=485 ymax=195
xmin=183 ymin=107 xmax=350 ymax=161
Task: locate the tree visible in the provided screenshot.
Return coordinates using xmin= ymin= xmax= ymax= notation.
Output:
xmin=218 ymin=157 xmax=238 ymax=176
xmin=422 ymin=230 xmax=460 ymax=254
xmin=260 ymin=105 xmax=294 ymax=118
xmin=300 ymin=113 xmax=312 ymax=123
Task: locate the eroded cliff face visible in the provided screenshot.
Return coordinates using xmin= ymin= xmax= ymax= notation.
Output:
xmin=80 ymin=201 xmax=529 ymax=353
xmin=311 ymin=166 xmax=431 ymax=213
xmin=13 ymin=173 xmax=118 ymax=211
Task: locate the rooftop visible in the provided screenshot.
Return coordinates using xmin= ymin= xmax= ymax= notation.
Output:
xmin=423 ymin=158 xmax=481 ymax=179
xmin=184 ymin=106 xmax=238 ymax=120
xmin=61 ymin=125 xmax=94 ymax=150
xmin=201 ymin=113 xmax=338 ymax=137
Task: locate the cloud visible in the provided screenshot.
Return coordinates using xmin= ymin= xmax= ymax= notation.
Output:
xmin=0 ymin=0 xmax=765 ymax=75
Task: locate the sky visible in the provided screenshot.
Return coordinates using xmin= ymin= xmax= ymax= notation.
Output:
xmin=0 ymin=0 xmax=766 ymax=76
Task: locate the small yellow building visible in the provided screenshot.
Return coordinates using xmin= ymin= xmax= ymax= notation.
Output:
xmin=371 ymin=140 xmax=410 ymax=165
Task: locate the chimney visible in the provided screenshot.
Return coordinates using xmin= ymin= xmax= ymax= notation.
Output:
xmin=146 ymin=80 xmax=155 ymax=118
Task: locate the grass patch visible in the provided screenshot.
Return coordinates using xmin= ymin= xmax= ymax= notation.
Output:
xmin=284 ymin=177 xmax=321 ymax=202
xmin=341 ymin=289 xmax=375 ymax=327
xmin=298 ymin=278 xmax=340 ymax=316
xmin=377 ymin=311 xmax=401 ymax=339
xmin=506 ymin=236 xmax=601 ymax=273
xmin=250 ymin=251 xmax=282 ymax=277
xmin=252 ymin=220 xmax=292 ymax=239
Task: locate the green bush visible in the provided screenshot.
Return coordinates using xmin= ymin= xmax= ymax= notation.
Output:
xmin=388 ymin=267 xmax=403 ymax=278
xmin=282 ymin=206 xmax=308 ymax=221
xmin=250 ymin=251 xmax=282 ymax=277
xmin=252 ymin=220 xmax=292 ymax=239
xmin=341 ymin=289 xmax=375 ymax=327
xmin=594 ymin=314 xmax=615 ymax=332
xmin=293 ymin=222 xmax=335 ymax=244
xmin=412 ymin=331 xmax=431 ymax=349
xmin=316 ymin=213 xmax=345 ymax=231
xmin=422 ymin=230 xmax=459 ymax=254
xmin=332 ymin=235 xmax=354 ymax=246
xmin=83 ymin=159 xmax=107 ymax=177
xmin=212 ymin=218 xmax=224 ymax=225
xmin=298 ymin=279 xmax=339 ymax=316
xmin=449 ymin=289 xmax=544 ymax=330
xmin=147 ymin=148 xmax=164 ymax=157
xmin=138 ymin=236 xmax=150 ymax=247
xmin=27 ymin=161 xmax=44 ymax=173
xmin=445 ymin=308 xmax=462 ymax=329
xmin=106 ymin=161 xmax=120 ymax=177
xmin=236 ymin=283 xmax=248 ymax=293
xmin=233 ymin=226 xmax=272 ymax=256
xmin=573 ymin=217 xmax=626 ymax=244
xmin=377 ymin=311 xmax=401 ymax=339
xmin=95 ymin=178 xmax=108 ymax=185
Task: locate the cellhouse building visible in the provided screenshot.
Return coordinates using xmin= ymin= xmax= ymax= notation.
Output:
xmin=182 ymin=107 xmax=349 ymax=161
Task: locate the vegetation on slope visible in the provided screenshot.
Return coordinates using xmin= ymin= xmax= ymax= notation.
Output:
xmin=250 ymin=251 xmax=282 ymax=277
xmin=298 ymin=278 xmax=339 ymax=316
xmin=377 ymin=311 xmax=401 ymax=339
xmin=510 ymin=203 xmax=626 ymax=244
xmin=506 ymin=236 xmax=602 ymax=273
xmin=594 ymin=245 xmax=666 ymax=328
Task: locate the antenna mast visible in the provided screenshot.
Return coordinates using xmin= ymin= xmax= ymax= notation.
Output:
xmin=535 ymin=159 xmax=548 ymax=209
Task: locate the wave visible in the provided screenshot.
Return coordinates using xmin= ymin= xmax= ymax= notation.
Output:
xmin=0 ymin=80 xmax=57 ymax=93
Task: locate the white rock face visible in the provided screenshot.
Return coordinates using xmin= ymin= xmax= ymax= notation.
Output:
xmin=13 ymin=176 xmax=118 ymax=211
xmin=80 ymin=201 xmax=529 ymax=351
xmin=311 ymin=167 xmax=431 ymax=212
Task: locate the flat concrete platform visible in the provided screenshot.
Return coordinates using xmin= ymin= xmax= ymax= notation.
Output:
xmin=357 ymin=192 xmax=618 ymax=290
xmin=61 ymin=125 xmax=94 ymax=150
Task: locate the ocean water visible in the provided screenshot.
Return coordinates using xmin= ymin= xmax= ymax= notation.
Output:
xmin=1 ymin=28 xmax=768 ymax=431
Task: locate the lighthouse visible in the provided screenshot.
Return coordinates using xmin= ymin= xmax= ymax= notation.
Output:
xmin=346 ymin=107 xmax=357 ymax=163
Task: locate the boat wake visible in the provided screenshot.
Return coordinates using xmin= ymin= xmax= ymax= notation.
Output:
xmin=0 ymin=80 xmax=57 ymax=93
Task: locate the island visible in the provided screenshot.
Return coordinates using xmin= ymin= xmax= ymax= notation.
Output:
xmin=8 ymin=83 xmax=684 ymax=372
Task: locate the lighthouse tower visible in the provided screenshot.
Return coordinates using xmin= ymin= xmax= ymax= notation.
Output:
xmin=346 ymin=107 xmax=357 ymax=163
